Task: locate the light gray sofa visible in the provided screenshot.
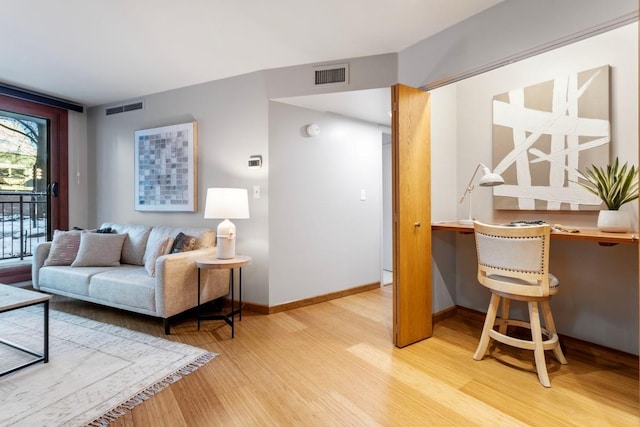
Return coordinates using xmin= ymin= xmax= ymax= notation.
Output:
xmin=32 ymin=223 xmax=229 ymax=334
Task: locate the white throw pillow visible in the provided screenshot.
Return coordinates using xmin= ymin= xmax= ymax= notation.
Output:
xmin=71 ymin=232 xmax=127 ymax=267
xmin=144 ymin=236 xmax=173 ymax=277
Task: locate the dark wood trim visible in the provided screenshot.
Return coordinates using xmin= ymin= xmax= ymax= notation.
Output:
xmin=0 ymin=84 xmax=83 ymax=112
xmin=0 ymin=263 xmax=31 ymax=284
xmin=0 ymin=95 xmax=69 ymax=233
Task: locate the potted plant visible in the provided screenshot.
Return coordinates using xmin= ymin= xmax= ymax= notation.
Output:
xmin=576 ymin=157 xmax=639 ymax=232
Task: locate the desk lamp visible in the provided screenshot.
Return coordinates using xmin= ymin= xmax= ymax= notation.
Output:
xmin=204 ymin=188 xmax=250 ymax=259
xmin=458 ymin=163 xmax=504 ymax=225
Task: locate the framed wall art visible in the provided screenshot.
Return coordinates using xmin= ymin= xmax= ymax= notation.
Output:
xmin=491 ymin=65 xmax=610 ymax=211
xmin=134 ymin=121 xmax=198 ymax=212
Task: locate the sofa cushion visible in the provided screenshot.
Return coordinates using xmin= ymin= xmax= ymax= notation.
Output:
xmin=144 ymin=236 xmax=172 ymax=277
xmin=38 ymin=265 xmax=115 ymax=296
xmin=101 ymin=223 xmax=152 ymax=265
xmin=43 ymin=229 xmax=82 ymax=266
xmin=89 ymin=268 xmax=156 ymax=312
xmin=71 ymin=232 xmax=127 ymax=267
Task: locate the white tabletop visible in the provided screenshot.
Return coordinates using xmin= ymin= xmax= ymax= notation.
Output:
xmin=0 ymin=284 xmax=52 ymax=312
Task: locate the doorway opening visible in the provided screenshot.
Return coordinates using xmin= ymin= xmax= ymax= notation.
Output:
xmin=0 ymin=110 xmax=48 ymax=261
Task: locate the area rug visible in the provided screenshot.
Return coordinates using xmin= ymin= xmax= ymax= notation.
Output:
xmin=0 ymin=307 xmax=216 ymax=426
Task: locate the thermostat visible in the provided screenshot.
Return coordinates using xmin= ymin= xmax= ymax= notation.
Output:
xmin=248 ymin=155 xmax=262 ymax=169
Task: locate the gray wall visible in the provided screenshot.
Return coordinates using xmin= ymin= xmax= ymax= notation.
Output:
xmin=86 ymin=54 xmax=396 ymax=307
xmin=399 ymin=0 xmax=638 ymax=89
xmin=404 ymin=1 xmax=638 ymax=353
xmin=79 ymin=0 xmax=637 ymax=351
xmin=87 ymin=72 xmax=271 ymax=304
xmin=269 ymin=102 xmax=382 ymax=305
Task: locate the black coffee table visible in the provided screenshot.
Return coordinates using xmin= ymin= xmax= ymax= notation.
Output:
xmin=0 ymin=284 xmax=52 ymax=377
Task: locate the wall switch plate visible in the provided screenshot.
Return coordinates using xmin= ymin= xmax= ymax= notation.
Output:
xmin=253 ymin=185 xmax=261 ymax=199
xmin=360 ymin=189 xmax=366 ymax=201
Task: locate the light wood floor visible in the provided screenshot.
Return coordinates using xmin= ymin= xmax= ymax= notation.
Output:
xmin=48 ymin=286 xmax=638 ymax=427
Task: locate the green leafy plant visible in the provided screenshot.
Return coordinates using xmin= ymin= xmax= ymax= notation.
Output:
xmin=576 ymin=157 xmax=639 ymax=210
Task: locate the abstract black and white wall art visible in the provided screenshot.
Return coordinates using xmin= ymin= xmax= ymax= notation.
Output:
xmin=134 ymin=121 xmax=197 ymax=212
xmin=492 ymin=65 xmax=610 ymax=211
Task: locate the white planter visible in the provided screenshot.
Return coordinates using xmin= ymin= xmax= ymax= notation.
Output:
xmin=597 ymin=210 xmax=631 ymax=233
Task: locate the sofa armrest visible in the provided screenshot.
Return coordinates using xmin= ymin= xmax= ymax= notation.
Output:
xmin=155 ymin=247 xmax=230 ymax=318
xmin=32 ymin=242 xmax=52 ymax=289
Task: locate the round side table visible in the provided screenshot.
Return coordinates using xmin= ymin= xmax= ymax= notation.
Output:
xmin=195 ymin=255 xmax=251 ymax=338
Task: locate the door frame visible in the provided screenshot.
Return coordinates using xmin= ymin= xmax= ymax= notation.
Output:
xmin=0 ymin=95 xmax=69 ymax=235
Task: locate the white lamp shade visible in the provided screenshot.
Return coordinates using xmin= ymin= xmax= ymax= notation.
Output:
xmin=478 ymin=166 xmax=504 ymax=187
xmin=204 ymin=188 xmax=250 ymax=219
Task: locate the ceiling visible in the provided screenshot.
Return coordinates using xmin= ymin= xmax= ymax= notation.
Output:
xmin=276 ymin=88 xmax=393 ymax=126
xmin=1 ymin=0 xmax=504 ymax=111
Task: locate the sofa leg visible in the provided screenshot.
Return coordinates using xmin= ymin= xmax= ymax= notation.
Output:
xmin=163 ymin=318 xmax=171 ymax=335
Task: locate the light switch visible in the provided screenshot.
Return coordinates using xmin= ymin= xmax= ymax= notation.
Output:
xmin=360 ymin=189 xmax=366 ymax=201
xmin=253 ymin=185 xmax=261 ymax=199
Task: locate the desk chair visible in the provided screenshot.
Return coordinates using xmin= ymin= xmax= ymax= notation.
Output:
xmin=472 ymin=221 xmax=567 ymax=387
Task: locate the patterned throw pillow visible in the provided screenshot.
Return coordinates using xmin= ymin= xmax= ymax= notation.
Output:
xmin=170 ymin=232 xmax=196 ymax=254
xmin=71 ymin=232 xmax=127 ymax=267
xmin=144 ymin=236 xmax=173 ymax=277
xmin=43 ymin=230 xmax=82 ymax=266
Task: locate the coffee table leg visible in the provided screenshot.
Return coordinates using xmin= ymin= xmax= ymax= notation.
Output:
xmin=44 ymin=300 xmax=49 ymax=363
xmin=197 ymin=268 xmax=201 ymax=331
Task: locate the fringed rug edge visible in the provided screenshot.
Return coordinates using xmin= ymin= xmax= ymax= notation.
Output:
xmin=84 ymin=351 xmax=218 ymax=427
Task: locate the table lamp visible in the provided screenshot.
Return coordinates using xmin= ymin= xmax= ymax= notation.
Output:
xmin=204 ymin=188 xmax=250 ymax=259
xmin=458 ymin=163 xmax=504 ymax=225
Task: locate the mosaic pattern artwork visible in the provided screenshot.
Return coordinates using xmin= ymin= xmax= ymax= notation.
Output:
xmin=134 ymin=122 xmax=197 ymax=211
xmin=492 ymin=65 xmax=610 ymax=211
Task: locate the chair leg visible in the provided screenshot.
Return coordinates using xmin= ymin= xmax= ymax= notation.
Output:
xmin=540 ymin=301 xmax=567 ymax=365
xmin=498 ymin=297 xmax=510 ymax=334
xmin=473 ymin=293 xmax=500 ymax=361
xmin=528 ymin=301 xmax=551 ymax=387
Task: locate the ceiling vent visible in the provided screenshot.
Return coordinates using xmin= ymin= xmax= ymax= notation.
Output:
xmin=106 ymin=101 xmax=143 ymax=116
xmin=314 ymin=63 xmax=349 ymax=87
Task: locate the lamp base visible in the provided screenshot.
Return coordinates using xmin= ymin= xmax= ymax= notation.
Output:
xmin=457 ymin=219 xmax=473 ymax=225
xmin=216 ymin=219 xmax=236 ymax=259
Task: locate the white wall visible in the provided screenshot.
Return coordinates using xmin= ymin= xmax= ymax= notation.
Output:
xmin=269 ymin=102 xmax=382 ymax=306
xmin=427 ymin=23 xmax=639 ymax=354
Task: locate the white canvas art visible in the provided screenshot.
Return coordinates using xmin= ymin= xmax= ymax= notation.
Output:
xmin=492 ymin=65 xmax=610 ymax=210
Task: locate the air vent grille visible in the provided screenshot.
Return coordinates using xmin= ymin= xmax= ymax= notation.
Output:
xmin=314 ymin=63 xmax=349 ymax=86
xmin=106 ymin=101 xmax=143 ymax=116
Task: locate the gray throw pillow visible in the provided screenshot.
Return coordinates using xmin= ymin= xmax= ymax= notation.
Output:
xmin=170 ymin=232 xmax=196 ymax=254
xmin=71 ymin=232 xmax=127 ymax=267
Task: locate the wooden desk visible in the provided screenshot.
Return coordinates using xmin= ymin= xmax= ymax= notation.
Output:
xmin=432 ymin=221 xmax=639 ymax=246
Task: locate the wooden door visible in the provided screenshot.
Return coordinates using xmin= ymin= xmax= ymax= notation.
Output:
xmin=392 ymin=84 xmax=432 ymax=347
